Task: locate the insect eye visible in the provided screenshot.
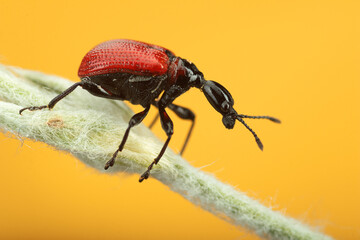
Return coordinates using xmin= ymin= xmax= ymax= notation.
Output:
xmin=221 ymin=102 xmax=230 ymax=112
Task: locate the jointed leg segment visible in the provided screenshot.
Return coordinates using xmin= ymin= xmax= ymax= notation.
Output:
xmin=19 ymin=82 xmax=83 ymax=115
xmin=139 ymin=107 xmax=173 ymax=182
xmin=104 ymin=105 xmax=151 ymax=170
xmin=167 ymin=103 xmax=195 ymax=155
xmin=149 ymin=102 xmax=195 ymax=155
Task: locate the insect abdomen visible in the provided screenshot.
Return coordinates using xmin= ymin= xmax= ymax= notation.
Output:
xmin=81 ymin=72 xmax=167 ymax=107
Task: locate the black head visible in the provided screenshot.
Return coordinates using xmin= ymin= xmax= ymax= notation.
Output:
xmin=202 ymin=80 xmax=281 ymax=150
xmin=202 ymin=81 xmax=236 ymax=128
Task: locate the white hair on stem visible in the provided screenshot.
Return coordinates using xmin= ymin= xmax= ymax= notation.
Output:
xmin=0 ymin=64 xmax=332 ymax=240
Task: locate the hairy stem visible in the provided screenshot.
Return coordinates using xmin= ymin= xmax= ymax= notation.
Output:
xmin=0 ymin=65 xmax=332 ymax=240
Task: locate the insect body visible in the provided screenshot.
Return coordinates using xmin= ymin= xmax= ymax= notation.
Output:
xmin=20 ymin=39 xmax=280 ymax=182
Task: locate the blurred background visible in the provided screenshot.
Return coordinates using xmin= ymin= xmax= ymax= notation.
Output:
xmin=0 ymin=0 xmax=359 ymax=239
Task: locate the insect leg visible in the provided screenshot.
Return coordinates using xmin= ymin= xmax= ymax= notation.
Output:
xmin=139 ymin=107 xmax=173 ymax=182
xmin=104 ymin=105 xmax=151 ymax=170
xmin=19 ymin=82 xmax=83 ymax=115
xmin=150 ymin=101 xmax=195 ymax=155
xmin=167 ymin=103 xmax=195 ymax=155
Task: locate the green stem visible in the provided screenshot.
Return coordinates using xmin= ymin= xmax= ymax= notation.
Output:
xmin=0 ymin=65 xmax=332 ymax=240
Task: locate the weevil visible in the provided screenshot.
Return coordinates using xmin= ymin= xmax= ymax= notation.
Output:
xmin=20 ymin=39 xmax=280 ymax=182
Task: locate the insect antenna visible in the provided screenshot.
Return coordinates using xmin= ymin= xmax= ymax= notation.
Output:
xmin=236 ymin=116 xmax=263 ymax=150
xmin=237 ymin=114 xmax=281 ymax=123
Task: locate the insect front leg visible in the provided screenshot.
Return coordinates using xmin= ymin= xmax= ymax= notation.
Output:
xmin=104 ymin=105 xmax=151 ymax=170
xmin=167 ymin=103 xmax=195 ymax=155
xmin=149 ymin=101 xmax=195 ymax=155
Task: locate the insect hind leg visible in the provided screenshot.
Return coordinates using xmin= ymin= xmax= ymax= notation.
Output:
xmin=19 ymin=82 xmax=83 ymax=115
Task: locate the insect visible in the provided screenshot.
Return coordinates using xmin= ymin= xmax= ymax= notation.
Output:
xmin=19 ymin=39 xmax=280 ymax=182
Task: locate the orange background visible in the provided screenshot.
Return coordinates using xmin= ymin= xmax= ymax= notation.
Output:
xmin=0 ymin=0 xmax=359 ymax=239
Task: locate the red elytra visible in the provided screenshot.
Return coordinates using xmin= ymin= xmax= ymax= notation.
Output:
xmin=78 ymin=39 xmax=174 ymax=77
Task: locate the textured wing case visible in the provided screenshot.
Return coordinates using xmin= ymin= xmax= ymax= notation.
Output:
xmin=78 ymin=39 xmax=172 ymax=77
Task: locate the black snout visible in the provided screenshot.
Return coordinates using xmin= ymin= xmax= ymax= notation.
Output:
xmin=222 ymin=115 xmax=235 ymax=129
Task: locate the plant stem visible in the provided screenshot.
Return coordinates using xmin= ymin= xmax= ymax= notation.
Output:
xmin=0 ymin=65 xmax=332 ymax=240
